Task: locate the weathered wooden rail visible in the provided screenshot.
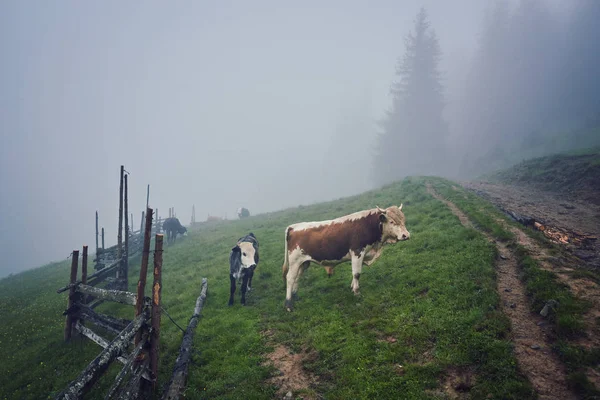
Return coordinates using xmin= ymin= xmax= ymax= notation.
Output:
xmin=162 ymin=278 xmax=208 ymax=400
xmin=56 ymin=208 xmax=162 ymax=400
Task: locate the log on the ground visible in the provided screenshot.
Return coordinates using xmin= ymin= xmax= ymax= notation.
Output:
xmin=105 ymin=333 xmax=147 ymax=400
xmin=54 ymin=311 xmax=148 ymax=400
xmin=161 ymin=278 xmax=208 ymax=400
xmin=78 ymin=303 xmax=131 ymax=334
xmin=502 ymin=208 xmax=535 ymax=226
xmin=76 ymin=284 xmax=137 ymax=306
xmin=73 ymin=321 xmax=129 ymax=365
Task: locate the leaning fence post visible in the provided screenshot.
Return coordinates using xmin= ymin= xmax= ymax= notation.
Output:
xmin=150 ymin=234 xmax=163 ymax=387
xmin=135 ymin=208 xmax=153 ymax=346
xmin=95 ymin=211 xmax=99 ymax=255
xmin=161 ymin=278 xmax=208 ymax=400
xmin=124 ymin=173 xmax=129 ymax=290
xmin=117 ymin=165 xmax=124 ymax=281
xmin=140 ymin=211 xmax=145 ymax=235
xmin=64 ymin=250 xmax=80 ymax=341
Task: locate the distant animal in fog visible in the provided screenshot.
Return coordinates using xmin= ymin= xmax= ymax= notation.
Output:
xmin=162 ymin=217 xmax=187 ymax=243
xmin=237 ymin=207 xmax=250 ymax=219
xmin=282 ymin=205 xmax=410 ymax=311
xmin=229 ymin=233 xmax=259 ymax=306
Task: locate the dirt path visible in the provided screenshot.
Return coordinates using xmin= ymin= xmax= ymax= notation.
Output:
xmin=500 ymin=220 xmax=600 ymax=348
xmin=427 ymin=184 xmax=576 ymax=400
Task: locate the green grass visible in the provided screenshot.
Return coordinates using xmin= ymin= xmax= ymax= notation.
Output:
xmin=430 ymin=177 xmax=600 ymax=399
xmin=1 ymin=178 xmax=537 ymax=399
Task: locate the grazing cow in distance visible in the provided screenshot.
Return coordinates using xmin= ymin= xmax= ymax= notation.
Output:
xmin=281 ymin=205 xmax=410 ymax=311
xmin=162 ymin=217 xmax=187 ymax=244
xmin=237 ymin=207 xmax=250 ymax=219
xmin=229 ymin=233 xmax=259 ymax=306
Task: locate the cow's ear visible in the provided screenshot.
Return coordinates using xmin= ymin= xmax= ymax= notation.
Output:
xmin=398 ymin=203 xmax=403 ymax=211
xmin=379 ymin=213 xmax=387 ymax=223
xmin=231 ymin=245 xmax=240 ymax=252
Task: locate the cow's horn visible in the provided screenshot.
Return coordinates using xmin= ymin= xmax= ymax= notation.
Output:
xmin=398 ymin=203 xmax=403 ymax=211
xmin=376 ymin=205 xmax=386 ymax=213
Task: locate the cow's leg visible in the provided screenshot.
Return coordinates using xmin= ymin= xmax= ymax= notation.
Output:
xmin=246 ymin=268 xmax=254 ymax=292
xmin=291 ymin=261 xmax=309 ymax=300
xmin=351 ymin=252 xmax=365 ymax=295
xmin=241 ymin=271 xmax=249 ymax=306
xmin=228 ymin=274 xmax=236 ymax=306
xmin=285 ymin=259 xmax=304 ymax=311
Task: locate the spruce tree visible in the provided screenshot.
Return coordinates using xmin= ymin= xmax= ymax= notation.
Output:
xmin=372 ymin=7 xmax=447 ymax=185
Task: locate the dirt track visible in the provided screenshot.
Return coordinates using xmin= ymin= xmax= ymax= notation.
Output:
xmin=427 ymin=184 xmax=577 ymax=400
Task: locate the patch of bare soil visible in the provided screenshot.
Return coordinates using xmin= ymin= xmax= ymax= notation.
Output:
xmin=462 ymin=181 xmax=600 ymax=270
xmin=499 ymin=219 xmax=600 ymax=350
xmin=427 ymin=185 xmax=576 ymax=400
xmin=442 ymin=367 xmax=476 ymax=399
xmin=262 ymin=339 xmax=318 ymax=399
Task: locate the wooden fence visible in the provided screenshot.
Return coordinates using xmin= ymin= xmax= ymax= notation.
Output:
xmin=56 ymin=208 xmax=162 ymax=399
xmin=56 ymin=165 xmax=209 ymax=400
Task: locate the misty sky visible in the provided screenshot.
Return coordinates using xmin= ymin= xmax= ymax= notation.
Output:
xmin=0 ymin=1 xmax=569 ymax=277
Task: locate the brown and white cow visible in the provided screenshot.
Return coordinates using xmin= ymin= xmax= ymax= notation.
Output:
xmin=281 ymin=205 xmax=410 ymax=311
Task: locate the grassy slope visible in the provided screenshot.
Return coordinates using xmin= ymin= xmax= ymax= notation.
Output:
xmin=429 ymin=177 xmax=599 ymax=398
xmin=0 ymin=178 xmax=534 ymax=400
xmin=480 ymin=147 xmax=600 ymax=194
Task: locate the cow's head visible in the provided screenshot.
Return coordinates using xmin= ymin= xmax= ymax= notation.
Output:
xmin=378 ymin=204 xmax=410 ymax=243
xmin=178 ymin=226 xmax=188 ymax=235
xmin=233 ymin=241 xmax=258 ymax=269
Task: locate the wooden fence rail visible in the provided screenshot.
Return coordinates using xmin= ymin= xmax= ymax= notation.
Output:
xmin=56 ymin=311 xmax=149 ymax=400
xmin=162 ymin=278 xmax=208 ymax=400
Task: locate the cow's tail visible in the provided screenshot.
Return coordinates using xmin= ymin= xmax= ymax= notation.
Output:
xmin=282 ymin=226 xmax=290 ymax=285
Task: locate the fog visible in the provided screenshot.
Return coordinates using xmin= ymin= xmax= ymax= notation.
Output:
xmin=1 ymin=0 xmax=598 ymax=277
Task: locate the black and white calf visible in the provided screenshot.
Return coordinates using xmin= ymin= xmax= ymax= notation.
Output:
xmin=228 ymin=233 xmax=259 ymax=306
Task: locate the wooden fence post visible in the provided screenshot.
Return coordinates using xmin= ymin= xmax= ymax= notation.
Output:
xmin=95 ymin=211 xmax=99 ymax=255
xmin=141 ymin=211 xmax=145 ymax=234
xmin=81 ymin=245 xmax=89 ymax=316
xmin=150 ymin=234 xmax=163 ymax=387
xmin=117 ymin=165 xmax=124 ymax=280
xmin=146 ymin=184 xmax=150 ymax=210
xmin=124 ymin=173 xmax=129 ymax=289
xmin=156 ymin=208 xmax=159 ymax=233
xmin=64 ymin=250 xmax=80 ymax=341
xmin=102 ymin=228 xmax=105 ymax=249
xmin=82 ymin=246 xmax=88 ymax=286
xmin=135 ymin=208 xmax=153 ymax=346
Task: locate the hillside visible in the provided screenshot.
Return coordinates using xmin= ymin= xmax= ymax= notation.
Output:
xmin=1 ymin=177 xmax=599 ymax=399
xmin=464 ymin=147 xmax=600 ymax=272
xmin=480 ymin=147 xmax=600 ymax=205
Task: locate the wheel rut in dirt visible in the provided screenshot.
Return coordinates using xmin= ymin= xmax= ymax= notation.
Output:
xmin=426 ymin=184 xmax=576 ymax=400
xmin=499 ymin=219 xmax=600 ymax=350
